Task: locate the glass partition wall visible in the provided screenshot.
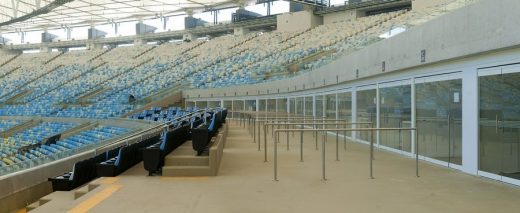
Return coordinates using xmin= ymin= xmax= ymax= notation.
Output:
xmin=296 ymin=97 xmax=304 ymax=116
xmin=416 ymin=77 xmax=462 ymax=166
xmin=357 ymin=88 xmax=377 ymax=142
xmin=289 ymin=98 xmax=296 ymax=115
xmin=277 ymin=98 xmax=287 ymax=113
xmin=258 ymin=99 xmax=266 ymax=112
xmin=267 ymin=99 xmax=277 ymax=112
xmin=305 ymin=96 xmax=313 ymax=117
xmin=325 ymin=94 xmax=336 ymax=119
xmin=208 ymin=101 xmax=221 ymax=108
xmin=379 ymin=81 xmax=412 ymax=152
xmin=315 ymin=95 xmax=324 ymax=118
xmin=196 ymin=101 xmax=208 ymax=109
xmin=245 ymin=100 xmax=256 ymax=112
xmin=479 ymin=67 xmax=520 ymax=181
xmin=338 ymin=91 xmax=352 ymax=136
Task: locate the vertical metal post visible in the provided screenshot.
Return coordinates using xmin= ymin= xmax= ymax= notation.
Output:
xmin=274 ymin=131 xmax=279 ymax=181
xmin=344 ymin=122 xmax=347 ymax=150
xmin=286 ymin=123 xmax=289 ymax=151
xmin=300 ymin=125 xmax=304 ymax=162
xmin=253 ymin=119 xmax=256 ymax=143
xmin=370 ymin=129 xmax=374 ymax=179
xmin=336 ymin=129 xmax=339 ymax=161
xmin=264 ymin=125 xmax=267 ymax=162
xmin=416 ymin=129 xmax=420 ymax=178
xmin=276 ymin=124 xmax=280 ymax=142
xmin=258 ymin=121 xmax=261 ymax=151
xmin=322 ymin=130 xmax=327 ymax=181
xmin=315 ymin=125 xmax=318 ymax=150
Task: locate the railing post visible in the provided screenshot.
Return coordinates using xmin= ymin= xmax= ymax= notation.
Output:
xmin=336 ymin=128 xmax=339 ymax=161
xmin=416 ymin=128 xmax=420 ymax=178
xmin=344 ymin=122 xmax=347 ymax=150
xmin=286 ymin=122 xmax=289 ymax=151
xmin=264 ymin=124 xmax=267 ymax=162
xmin=274 ymin=130 xmax=279 ymax=181
xmin=370 ymin=129 xmax=374 ymax=179
xmin=300 ymin=125 xmax=304 ymax=162
xmin=322 ymin=129 xmax=327 ymax=181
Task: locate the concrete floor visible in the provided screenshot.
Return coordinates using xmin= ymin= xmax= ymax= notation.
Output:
xmin=33 ymin=121 xmax=520 ymax=213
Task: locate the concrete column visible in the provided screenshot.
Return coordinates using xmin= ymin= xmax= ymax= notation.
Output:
xmin=461 ymin=66 xmax=479 ymax=175
xmin=40 ymin=45 xmax=51 ymax=53
xmin=183 ymin=33 xmax=194 ymax=41
xmin=234 ymin=27 xmax=250 ymax=36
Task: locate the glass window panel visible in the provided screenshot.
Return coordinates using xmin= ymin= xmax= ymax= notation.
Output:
xmin=417 ymin=79 xmax=462 ymax=165
xmin=245 ymin=100 xmax=256 ymax=111
xmin=208 ymin=101 xmax=221 ymax=108
xmin=197 ymin=101 xmax=208 ymax=109
xmin=277 ymin=98 xmax=287 ymax=113
xmin=379 ymin=83 xmax=412 ymax=152
xmin=233 ymin=100 xmax=244 ymax=111
xmin=267 ymin=99 xmax=276 ymax=112
xmin=325 ymin=94 xmax=336 ymax=119
xmin=338 ymin=92 xmax=352 ymax=136
xmin=357 ymin=89 xmax=376 ymax=141
xmin=305 ymin=96 xmax=313 ymax=116
xmin=296 ymin=97 xmax=304 ymax=116
xmin=290 ymin=98 xmax=296 ymax=115
xmin=479 ymin=71 xmax=520 ymax=180
xmin=258 ymin=100 xmax=267 ymax=112
xmin=315 ymin=95 xmax=324 ymax=118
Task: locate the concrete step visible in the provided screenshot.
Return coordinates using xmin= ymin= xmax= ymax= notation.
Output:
xmin=27 ymin=191 xmax=71 ymax=211
xmin=73 ymin=183 xmax=100 ymax=199
xmin=164 ymin=155 xmax=209 ymax=166
xmin=162 ymin=165 xmax=211 ymax=177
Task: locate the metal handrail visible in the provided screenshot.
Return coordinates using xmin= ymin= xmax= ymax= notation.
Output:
xmin=94 ymin=109 xmax=207 ymax=154
xmin=271 ymin=127 xmax=418 ymax=181
xmin=262 ymin=122 xmax=373 ymax=161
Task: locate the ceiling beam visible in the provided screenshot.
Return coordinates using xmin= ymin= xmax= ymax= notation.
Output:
xmin=11 ymin=0 xmax=21 ymax=18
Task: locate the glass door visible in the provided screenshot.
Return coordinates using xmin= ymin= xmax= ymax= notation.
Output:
xmin=379 ymin=80 xmax=412 ymax=152
xmin=479 ymin=66 xmax=520 ymax=180
xmin=416 ymin=75 xmax=462 ymax=166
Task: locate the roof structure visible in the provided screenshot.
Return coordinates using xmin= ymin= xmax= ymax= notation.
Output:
xmin=0 ymin=0 xmax=243 ymax=33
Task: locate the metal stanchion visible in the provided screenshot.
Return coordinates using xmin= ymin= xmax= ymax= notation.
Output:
xmin=274 ymin=131 xmax=279 ymax=181
xmin=322 ymin=129 xmax=327 ymax=181
xmin=315 ymin=122 xmax=318 ymax=150
xmin=344 ymin=122 xmax=347 ymax=151
xmin=264 ymin=125 xmax=267 ymax=162
xmin=336 ymin=128 xmax=339 ymax=161
xmin=416 ymin=129 xmax=420 ymax=178
xmin=286 ymin=123 xmax=289 ymax=151
xmin=300 ymin=125 xmax=304 ymax=162
xmin=370 ymin=129 xmax=374 ymax=179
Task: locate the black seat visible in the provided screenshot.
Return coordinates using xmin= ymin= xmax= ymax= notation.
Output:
xmin=143 ymin=124 xmax=190 ymax=175
xmin=192 ymin=111 xmax=222 ymax=155
xmin=49 ymin=153 xmax=105 ymax=191
xmin=97 ymin=135 xmax=160 ymax=177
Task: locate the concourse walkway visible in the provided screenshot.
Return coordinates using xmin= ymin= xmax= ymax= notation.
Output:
xmin=32 ymin=120 xmax=520 ymax=213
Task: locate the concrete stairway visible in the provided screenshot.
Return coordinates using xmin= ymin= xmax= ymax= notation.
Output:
xmin=162 ymin=123 xmax=228 ymax=177
xmin=162 ymin=141 xmax=211 ymax=176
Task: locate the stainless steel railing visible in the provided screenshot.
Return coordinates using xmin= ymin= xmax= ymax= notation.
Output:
xmin=271 ymin=127 xmax=419 ymax=181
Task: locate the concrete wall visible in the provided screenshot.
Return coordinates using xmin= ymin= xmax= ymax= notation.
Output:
xmin=323 ymin=10 xmax=363 ymax=25
xmin=412 ymin=0 xmax=456 ymax=11
xmin=185 ymin=0 xmax=520 ymax=99
xmin=277 ymin=11 xmax=323 ymax=32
